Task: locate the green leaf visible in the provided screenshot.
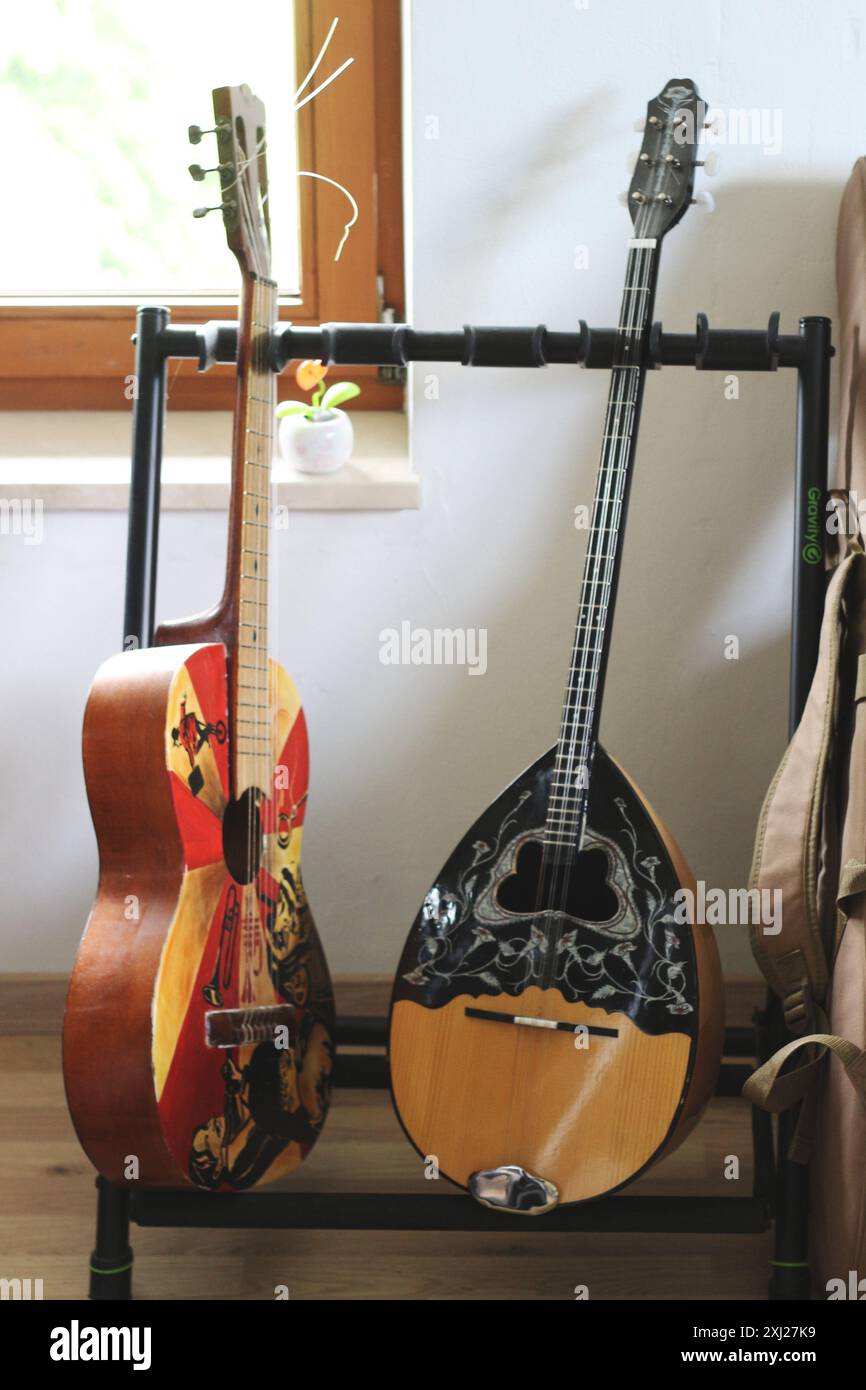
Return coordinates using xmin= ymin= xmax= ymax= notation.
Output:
xmin=321 ymin=381 xmax=361 ymax=411
xmin=274 ymin=401 xmax=309 ymax=419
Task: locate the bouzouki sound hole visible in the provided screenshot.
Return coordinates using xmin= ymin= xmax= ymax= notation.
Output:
xmin=495 ymin=837 xmax=620 ymax=924
xmin=222 ymin=787 xmax=264 ymax=884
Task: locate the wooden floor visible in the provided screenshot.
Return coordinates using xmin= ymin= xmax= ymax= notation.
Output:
xmin=0 ymin=975 xmax=772 ymax=1300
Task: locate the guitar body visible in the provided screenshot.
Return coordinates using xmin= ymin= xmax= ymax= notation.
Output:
xmin=64 ymin=641 xmax=335 ymax=1190
xmin=390 ymin=745 xmax=723 ymax=1205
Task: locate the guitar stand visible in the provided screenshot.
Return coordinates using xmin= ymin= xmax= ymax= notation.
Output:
xmin=90 ymin=307 xmax=831 ymax=1302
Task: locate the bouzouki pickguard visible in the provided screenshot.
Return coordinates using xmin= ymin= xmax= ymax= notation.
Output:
xmin=393 ymin=745 xmax=697 ymax=1039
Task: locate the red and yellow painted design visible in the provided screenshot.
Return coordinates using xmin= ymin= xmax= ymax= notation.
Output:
xmin=152 ymin=643 xmax=334 ymax=1190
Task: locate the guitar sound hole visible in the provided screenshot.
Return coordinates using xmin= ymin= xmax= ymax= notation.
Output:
xmin=496 ymin=838 xmax=619 ymax=924
xmin=222 ymin=789 xmax=264 ymax=884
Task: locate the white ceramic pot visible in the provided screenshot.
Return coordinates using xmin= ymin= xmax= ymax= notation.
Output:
xmin=278 ymin=407 xmax=353 ymax=475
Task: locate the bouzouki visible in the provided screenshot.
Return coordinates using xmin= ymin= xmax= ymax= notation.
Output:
xmin=389 ymin=79 xmax=723 ymax=1213
xmin=64 ymin=86 xmax=335 ymax=1191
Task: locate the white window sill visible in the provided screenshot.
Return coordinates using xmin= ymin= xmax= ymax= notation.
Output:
xmin=0 ymin=410 xmax=418 ymax=511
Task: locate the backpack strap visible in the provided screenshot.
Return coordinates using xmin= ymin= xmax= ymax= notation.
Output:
xmin=743 ymin=1029 xmax=866 ymax=1112
xmin=748 ymin=552 xmax=864 ymax=1029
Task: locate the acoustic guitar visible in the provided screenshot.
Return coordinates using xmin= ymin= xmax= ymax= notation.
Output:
xmin=64 ymin=85 xmax=335 ymax=1191
xmin=389 ymin=79 xmax=723 ymax=1213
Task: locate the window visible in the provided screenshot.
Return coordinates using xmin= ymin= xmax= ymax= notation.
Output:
xmin=0 ymin=0 xmax=404 ymax=408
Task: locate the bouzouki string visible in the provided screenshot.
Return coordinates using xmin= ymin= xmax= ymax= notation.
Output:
xmin=501 ymin=205 xmax=654 ymax=1159
xmin=532 ymin=198 xmax=654 ymax=1003
xmin=544 ymin=232 xmax=652 ymax=988
xmin=543 ymin=215 xmax=656 ymax=989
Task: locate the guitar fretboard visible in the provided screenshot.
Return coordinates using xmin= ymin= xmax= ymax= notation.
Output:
xmin=234 ymin=273 xmax=277 ymax=797
xmin=545 ymin=238 xmax=658 ymax=851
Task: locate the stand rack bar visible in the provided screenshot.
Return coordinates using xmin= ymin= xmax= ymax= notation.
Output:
xmin=155 ymin=311 xmax=804 ymax=375
xmin=88 ymin=307 xmax=831 ymax=1301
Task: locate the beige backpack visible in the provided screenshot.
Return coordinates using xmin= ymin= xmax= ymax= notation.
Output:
xmin=746 ymin=158 xmax=866 ymax=1297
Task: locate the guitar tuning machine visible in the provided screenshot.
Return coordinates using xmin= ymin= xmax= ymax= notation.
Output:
xmin=193 ymin=199 xmax=237 ymax=219
xmin=188 ymin=119 xmax=230 ymax=145
xmin=690 ymin=190 xmax=716 ymax=212
xmin=188 ymin=162 xmax=232 ymax=182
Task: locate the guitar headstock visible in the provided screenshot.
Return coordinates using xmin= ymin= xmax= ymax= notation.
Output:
xmin=626 ymin=79 xmax=706 ymax=240
xmin=198 ymin=84 xmax=272 ymax=280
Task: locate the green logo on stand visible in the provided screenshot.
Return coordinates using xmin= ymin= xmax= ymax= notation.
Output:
xmin=802 ymin=486 xmax=822 ymax=565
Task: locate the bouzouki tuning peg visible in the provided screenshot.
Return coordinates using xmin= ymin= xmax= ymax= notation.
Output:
xmin=696 ymin=151 xmax=720 ymax=176
xmin=691 ymin=190 xmax=716 ymax=212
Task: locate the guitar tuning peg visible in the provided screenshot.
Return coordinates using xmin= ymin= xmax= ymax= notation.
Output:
xmin=691 ymin=190 xmax=716 ymax=212
xmin=633 ymin=118 xmax=646 ymax=133
xmin=189 ymin=162 xmax=229 ymax=182
xmin=617 ymin=190 xmax=629 ymax=207
xmin=697 ymin=151 xmax=721 ymax=176
xmin=193 ymin=200 xmax=236 ymax=219
xmin=188 ymin=120 xmax=229 ymax=145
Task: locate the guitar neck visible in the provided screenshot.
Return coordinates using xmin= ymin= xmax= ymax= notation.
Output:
xmin=546 ymin=237 xmax=660 ymax=850
xmin=230 ymin=272 xmax=278 ymax=798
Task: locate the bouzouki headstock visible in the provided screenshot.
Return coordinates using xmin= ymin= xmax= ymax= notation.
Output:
xmin=627 ymin=78 xmax=706 ymax=240
xmin=207 ymin=83 xmax=272 ymax=280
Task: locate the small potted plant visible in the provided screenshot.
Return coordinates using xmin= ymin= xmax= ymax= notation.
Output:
xmin=275 ymin=360 xmax=361 ymax=475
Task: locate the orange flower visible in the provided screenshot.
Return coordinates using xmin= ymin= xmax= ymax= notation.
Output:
xmin=295 ymin=359 xmax=328 ymax=392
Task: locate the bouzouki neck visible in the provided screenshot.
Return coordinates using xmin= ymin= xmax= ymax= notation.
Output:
xmin=545 ymin=79 xmax=706 ymax=855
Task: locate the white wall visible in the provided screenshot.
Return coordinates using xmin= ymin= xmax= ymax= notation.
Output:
xmin=1 ymin=0 xmax=861 ymax=979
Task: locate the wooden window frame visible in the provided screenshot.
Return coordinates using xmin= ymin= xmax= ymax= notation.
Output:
xmin=0 ymin=0 xmax=404 ymax=410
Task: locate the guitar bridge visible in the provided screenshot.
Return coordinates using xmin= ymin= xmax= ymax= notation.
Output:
xmin=204 ymin=1004 xmax=296 ymax=1049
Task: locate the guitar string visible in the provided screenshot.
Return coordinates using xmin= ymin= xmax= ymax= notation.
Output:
xmin=232 ymin=163 xmax=270 ymax=1010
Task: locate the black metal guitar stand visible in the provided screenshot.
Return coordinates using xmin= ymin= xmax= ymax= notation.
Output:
xmin=91 ymin=306 xmax=831 ymax=1301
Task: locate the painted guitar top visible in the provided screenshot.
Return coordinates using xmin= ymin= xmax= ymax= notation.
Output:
xmin=389 ymin=79 xmax=723 ymax=1213
xmin=63 ymin=86 xmax=335 ymax=1191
